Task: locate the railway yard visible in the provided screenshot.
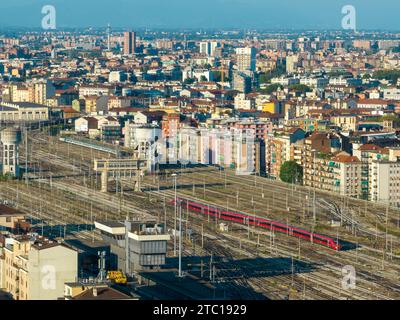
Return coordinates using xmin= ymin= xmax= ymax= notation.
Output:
xmin=1 ymin=128 xmax=400 ymax=300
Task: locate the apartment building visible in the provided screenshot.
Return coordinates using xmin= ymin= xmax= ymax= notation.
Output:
xmin=108 ymin=96 xmax=132 ymax=109
xmin=331 ymin=115 xmax=358 ymax=132
xmin=353 ymin=144 xmax=389 ymax=200
xmin=234 ymin=93 xmax=255 ymax=110
xmin=235 ymin=47 xmax=256 ymax=72
xmin=0 ymin=235 xmax=78 ymax=300
xmin=9 ymin=80 xmax=55 ymax=106
xmin=176 ymin=127 xmax=259 ymax=174
xmin=0 ymin=205 xmax=28 ymax=233
xmin=304 ymin=151 xmax=362 ymax=197
xmin=353 ymin=144 xmax=400 ymax=206
xmin=265 ymin=128 xmax=306 ymax=179
xmin=383 ymin=87 xmax=400 ymax=100
xmin=84 ymin=95 xmax=109 ymax=114
xmin=302 ymin=132 xmax=355 ymax=194
xmin=9 ymin=84 xmax=33 ymax=103
xmin=79 ymin=85 xmax=115 ymax=98
xmin=266 ymin=134 xmax=288 ymax=179
xmin=33 ymin=80 xmax=56 ymax=106
xmin=369 ymin=161 xmax=400 ymax=207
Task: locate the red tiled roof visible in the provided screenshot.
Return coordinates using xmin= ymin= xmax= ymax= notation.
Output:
xmin=358 ymin=144 xmax=386 ymax=152
xmin=357 ymin=99 xmax=389 ymax=105
xmin=332 ymin=155 xmax=360 ymax=163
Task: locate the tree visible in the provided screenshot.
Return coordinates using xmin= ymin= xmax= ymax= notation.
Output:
xmin=212 ymin=71 xmax=222 ymax=82
xmin=280 ymin=161 xmax=303 ymax=184
xmin=392 ymin=46 xmax=400 ymax=53
xmin=327 ymin=71 xmax=353 ymax=78
xmin=183 ymin=78 xmax=195 ymax=85
xmin=260 ymin=83 xmax=283 ymax=94
xmin=288 ymin=84 xmax=312 ymax=93
xmin=258 ymin=61 xmax=286 ymax=84
xmin=0 ymin=173 xmax=15 ymax=181
xmin=372 ymin=70 xmax=400 ymax=84
xmin=199 ymin=75 xmax=208 ymax=82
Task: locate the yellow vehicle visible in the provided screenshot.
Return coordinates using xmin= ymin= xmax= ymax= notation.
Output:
xmin=107 ymin=271 xmax=127 ymax=285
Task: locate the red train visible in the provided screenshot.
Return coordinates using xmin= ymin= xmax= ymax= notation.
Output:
xmin=173 ymin=197 xmax=341 ymax=251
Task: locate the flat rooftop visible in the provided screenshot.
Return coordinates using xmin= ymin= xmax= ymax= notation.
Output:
xmin=95 ymin=220 xmax=124 ymax=228
xmin=0 ymin=205 xmax=25 ymax=217
xmin=138 ymin=271 xmax=225 ymax=300
xmin=1 ymin=102 xmax=48 ymax=109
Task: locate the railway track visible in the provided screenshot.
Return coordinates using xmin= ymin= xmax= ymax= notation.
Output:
xmin=13 ymin=130 xmax=400 ymax=299
xmin=139 ymin=180 xmax=400 ymax=300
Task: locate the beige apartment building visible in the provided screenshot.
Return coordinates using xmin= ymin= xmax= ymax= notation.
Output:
xmin=331 ymin=115 xmax=358 ymax=132
xmin=10 ymin=84 xmax=33 ymax=103
xmin=0 ymin=235 xmax=78 ymax=300
xmin=304 ymin=151 xmax=362 ymax=198
xmin=9 ymin=80 xmax=55 ymax=106
xmin=84 ymin=95 xmax=109 ymax=114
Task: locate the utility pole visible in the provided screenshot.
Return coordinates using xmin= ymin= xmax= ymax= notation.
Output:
xmin=172 ymin=173 xmax=177 ymax=257
xmin=312 ymin=150 xmax=316 ymax=223
xmin=201 ymin=224 xmax=204 ymax=248
xmin=25 ymin=126 xmax=28 ymax=186
xmin=291 ymin=255 xmax=294 ymax=287
xmin=224 ymin=169 xmax=227 ymax=189
xmin=179 ymin=202 xmax=183 ymax=278
xmin=313 ymin=188 xmax=316 ymax=223
xmin=163 ymin=197 xmax=167 ymax=230
xmin=209 ymin=253 xmax=213 ymax=281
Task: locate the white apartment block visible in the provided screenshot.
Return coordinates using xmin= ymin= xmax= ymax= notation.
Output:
xmin=383 ymin=87 xmax=400 ymax=100
xmin=109 ymin=71 xmax=127 ymax=83
xmin=235 ymin=47 xmax=256 ymax=72
xmin=234 ymin=93 xmax=255 ymax=110
xmin=300 ymin=77 xmax=329 ymax=88
xmin=370 ymin=161 xmax=400 ymax=208
xmin=79 ymin=85 xmax=113 ymax=98
xmin=177 ymin=127 xmax=256 ymax=174
xmin=270 ymin=77 xmax=300 ymax=86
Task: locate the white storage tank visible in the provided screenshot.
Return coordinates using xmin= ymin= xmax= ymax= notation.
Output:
xmin=0 ymin=127 xmax=22 ymax=177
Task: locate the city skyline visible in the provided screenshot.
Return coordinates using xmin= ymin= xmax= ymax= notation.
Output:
xmin=0 ymin=0 xmax=400 ymax=31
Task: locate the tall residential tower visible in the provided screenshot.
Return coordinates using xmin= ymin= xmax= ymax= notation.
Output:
xmin=123 ymin=31 xmax=137 ymax=55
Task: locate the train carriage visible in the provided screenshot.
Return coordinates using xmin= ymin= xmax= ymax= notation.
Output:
xmin=172 ymin=197 xmax=341 ymax=251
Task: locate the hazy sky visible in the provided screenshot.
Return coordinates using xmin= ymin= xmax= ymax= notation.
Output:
xmin=1 ymin=0 xmax=399 ymax=30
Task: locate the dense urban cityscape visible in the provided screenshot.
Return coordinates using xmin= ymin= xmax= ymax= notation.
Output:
xmin=0 ymin=1 xmax=399 ymax=308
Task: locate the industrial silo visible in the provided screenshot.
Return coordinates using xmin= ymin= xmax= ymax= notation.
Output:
xmin=0 ymin=126 xmax=22 ymax=177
